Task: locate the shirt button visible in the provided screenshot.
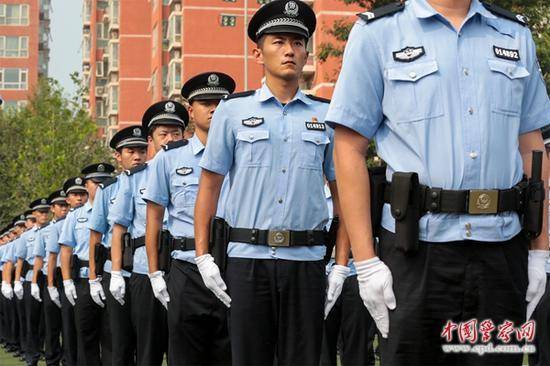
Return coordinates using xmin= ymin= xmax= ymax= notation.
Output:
xmin=283 ymin=138 xmax=288 ymax=142
xmin=463 ymin=68 xmax=469 ymax=76
xmin=466 ymin=230 xmax=472 ymax=238
xmin=465 ymin=223 xmax=472 ymax=230
xmin=282 ymin=169 xmax=286 ymax=173
xmin=468 ymin=107 xmax=474 ymax=115
xmin=249 ymin=134 xmax=254 ymax=140
xmin=283 ymin=111 xmax=287 ymax=116
xmin=469 ymin=151 xmax=478 ymax=159
xmin=409 ymin=72 xmax=417 ymax=79
xmin=278 ymin=199 xmax=283 ymax=204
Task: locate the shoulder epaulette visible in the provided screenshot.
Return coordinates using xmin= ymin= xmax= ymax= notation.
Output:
xmin=481 ymin=2 xmax=527 ymax=26
xmin=99 ymin=176 xmax=118 ymax=189
xmin=224 ymin=90 xmax=255 ymax=100
xmin=357 ymin=2 xmax=405 ymax=24
xmin=125 ymin=163 xmax=148 ymax=176
xmin=306 ymin=94 xmax=331 ymax=104
xmin=162 ymin=139 xmax=188 ymax=151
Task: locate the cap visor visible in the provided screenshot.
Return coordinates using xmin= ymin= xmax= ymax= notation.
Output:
xmin=261 ymin=26 xmax=309 ymax=40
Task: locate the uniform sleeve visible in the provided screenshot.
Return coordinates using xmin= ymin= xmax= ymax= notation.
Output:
xmin=519 ymin=29 xmax=550 ymax=134
xmin=45 ymin=223 xmax=60 ymax=254
xmin=199 ymin=100 xmax=236 ymax=175
xmin=1 ymin=244 xmax=11 ymax=262
xmin=33 ymin=229 xmax=46 ymax=258
xmin=109 ymin=174 xmax=134 ymax=228
xmin=142 ymin=152 xmax=171 ymax=207
xmin=59 ymin=212 xmax=77 ymax=248
xmin=323 ymin=127 xmax=336 ymax=182
xmin=88 ymin=187 xmax=108 ymax=234
xmin=15 ymin=235 xmax=27 ymax=259
xmin=325 ymin=21 xmax=385 ymax=139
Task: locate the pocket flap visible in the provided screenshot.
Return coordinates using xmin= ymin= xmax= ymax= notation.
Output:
xmin=174 ymin=176 xmax=199 ymax=187
xmin=488 ymin=59 xmax=530 ymax=79
xmin=386 ymin=60 xmax=439 ymax=82
xmin=301 ymin=132 xmax=330 ymax=145
xmin=236 ymin=129 xmax=270 ymax=143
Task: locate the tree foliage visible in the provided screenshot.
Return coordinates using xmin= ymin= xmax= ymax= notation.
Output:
xmin=318 ymin=0 xmax=550 ymax=85
xmin=0 ymin=78 xmax=111 ymax=225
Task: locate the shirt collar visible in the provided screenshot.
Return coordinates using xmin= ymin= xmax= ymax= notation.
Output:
xmin=412 ymin=0 xmax=496 ymax=21
xmin=257 ymin=82 xmax=312 ymax=106
xmin=83 ymin=201 xmax=92 ymax=212
xmin=189 ymin=134 xmax=205 ymax=155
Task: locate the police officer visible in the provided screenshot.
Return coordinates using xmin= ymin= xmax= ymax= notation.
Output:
xmin=32 ymin=190 xmax=69 ymax=366
xmin=87 ymin=126 xmax=148 ymax=365
xmin=52 ymin=177 xmax=88 ymax=366
xmin=194 ymin=2 xmax=348 ymax=364
xmin=143 ymin=73 xmax=235 ymax=365
xmin=325 ymin=0 xmax=550 ymax=365
xmin=108 ymin=101 xmax=186 ymax=366
xmin=16 ymin=199 xmax=50 ymax=366
xmin=59 ymin=164 xmax=114 ymax=366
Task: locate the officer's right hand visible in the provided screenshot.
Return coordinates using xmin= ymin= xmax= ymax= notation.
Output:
xmin=31 ymin=283 xmax=42 ymax=302
xmin=109 ymin=271 xmax=126 ymax=306
xmin=195 ymin=254 xmax=231 ymax=308
xmin=324 ymin=264 xmax=350 ymax=318
xmin=1 ymin=281 xmax=13 ymax=300
xmin=63 ymin=279 xmax=77 ymax=306
xmin=148 ymin=271 xmax=170 ymax=310
xmin=355 ymin=256 xmax=396 ymax=338
xmin=47 ymin=286 xmax=62 ymax=308
xmin=13 ymin=280 xmax=24 ymax=300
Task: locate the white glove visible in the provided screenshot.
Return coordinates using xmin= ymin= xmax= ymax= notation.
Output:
xmin=148 ymin=271 xmax=170 ymax=310
xmin=47 ymin=286 xmax=61 ymax=308
xmin=63 ymin=279 xmax=77 ymax=306
xmin=356 ymin=256 xmax=396 ymax=338
xmin=1 ymin=281 xmax=13 ymax=300
xmin=13 ymin=281 xmax=24 ymax=300
xmin=31 ymin=283 xmax=42 ymax=302
xmin=196 ymin=254 xmax=231 ymax=308
xmin=526 ymin=250 xmax=549 ymax=320
xmin=324 ymin=264 xmax=350 ymax=318
xmin=109 ymin=271 xmax=126 ymax=306
xmin=89 ymin=277 xmax=106 ymax=308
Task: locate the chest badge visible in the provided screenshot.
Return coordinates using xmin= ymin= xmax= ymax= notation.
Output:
xmin=305 ymin=117 xmax=326 ymax=131
xmin=393 ymin=46 xmax=425 ymax=63
xmin=176 ymin=167 xmax=193 ymax=176
xmin=77 ymin=218 xmax=88 ymax=223
xmin=242 ymin=117 xmax=264 ymax=127
xmin=493 ymin=46 xmax=520 ymax=61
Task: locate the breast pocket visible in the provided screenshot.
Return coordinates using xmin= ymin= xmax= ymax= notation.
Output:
xmin=299 ymin=132 xmax=330 ymax=170
xmin=487 ymin=59 xmax=529 ymax=116
xmin=235 ymin=129 xmax=272 ymax=167
xmin=172 ymin=176 xmax=199 ymax=216
xmin=384 ymin=60 xmax=443 ymax=123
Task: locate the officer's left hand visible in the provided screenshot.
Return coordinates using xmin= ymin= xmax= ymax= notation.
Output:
xmin=196 ymin=254 xmax=231 ymax=308
xmin=324 ymin=264 xmax=350 ymax=318
xmin=1 ymin=281 xmax=13 ymax=300
xmin=526 ymin=250 xmax=549 ymax=320
xmin=31 ymin=283 xmax=42 ymax=302
xmin=89 ymin=277 xmax=106 ymax=308
xmin=109 ymin=271 xmax=126 ymax=306
xmin=13 ymin=281 xmax=24 ymax=300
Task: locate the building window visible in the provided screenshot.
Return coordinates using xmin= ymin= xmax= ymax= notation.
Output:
xmin=96 ymin=62 xmax=104 ymax=77
xmin=109 ymin=84 xmax=119 ymax=112
xmin=168 ymin=14 xmax=181 ymax=46
xmin=220 ymin=14 xmax=236 ymax=27
xmin=0 ymin=36 xmax=29 ymax=57
xmin=83 ymin=0 xmax=92 ymax=23
xmin=257 ymin=0 xmax=275 ymax=4
xmin=0 ymin=68 xmax=28 ymax=90
xmin=109 ymin=41 xmax=119 ymax=69
xmin=1 ymin=100 xmax=26 ymax=110
xmin=96 ymin=23 xmax=105 ymax=40
xmin=83 ymin=35 xmax=91 ymax=60
xmin=0 ymin=4 xmax=30 ymax=25
xmin=110 ymin=0 xmax=119 ymax=25
xmin=168 ymin=61 xmax=181 ymax=93
xmin=96 ymin=99 xmax=106 ymax=117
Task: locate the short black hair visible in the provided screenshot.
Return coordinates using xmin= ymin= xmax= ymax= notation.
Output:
xmin=148 ymin=124 xmax=184 ymax=137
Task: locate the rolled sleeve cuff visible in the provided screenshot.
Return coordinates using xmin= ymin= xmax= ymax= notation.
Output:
xmin=59 ymin=241 xmax=76 ymax=249
xmin=325 ymin=106 xmax=379 ymax=140
xmin=142 ymin=194 xmax=168 ymax=208
xmin=519 ymin=110 xmax=549 ymax=135
xmin=112 ymin=215 xmax=131 ymax=229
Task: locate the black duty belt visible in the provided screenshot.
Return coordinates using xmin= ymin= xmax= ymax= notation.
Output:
xmin=228 ymin=227 xmax=326 ymax=247
xmin=383 ymin=183 xmax=525 ymax=215
xmin=170 ymin=237 xmax=195 ymax=252
xmin=132 ymin=236 xmax=146 ymax=251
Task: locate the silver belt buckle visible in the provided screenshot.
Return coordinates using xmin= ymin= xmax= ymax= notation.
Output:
xmin=468 ymin=190 xmax=499 ymax=214
xmin=267 ymin=230 xmax=290 ymax=247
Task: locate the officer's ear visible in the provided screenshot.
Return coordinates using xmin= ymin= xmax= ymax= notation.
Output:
xmin=253 ymin=36 xmax=265 ymax=66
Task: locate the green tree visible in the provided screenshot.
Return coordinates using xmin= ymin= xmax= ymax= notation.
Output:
xmin=0 ymin=78 xmax=111 ymax=225
xmin=318 ymin=0 xmax=550 ymax=85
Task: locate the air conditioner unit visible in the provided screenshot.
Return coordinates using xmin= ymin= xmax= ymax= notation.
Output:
xmin=96 ymin=86 xmax=105 ymax=95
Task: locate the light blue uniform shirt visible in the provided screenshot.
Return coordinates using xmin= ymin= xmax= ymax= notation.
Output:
xmin=109 ymin=165 xmax=153 ymax=275
xmin=34 ymin=222 xmax=55 ymax=275
xmin=2 ymin=239 xmax=17 ymax=264
xmin=0 ymin=244 xmax=6 ymax=270
xmin=59 ymin=203 xmax=93 ymax=278
xmin=88 ymin=178 xmax=124 ymax=275
xmin=16 ymin=227 xmax=40 ymax=281
xmin=326 ymin=0 xmax=550 ymax=243
xmin=144 ymin=135 xmax=212 ymax=265
xmin=45 ymin=217 xmax=66 ymax=268
xmin=200 ymin=83 xmax=336 ymax=261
